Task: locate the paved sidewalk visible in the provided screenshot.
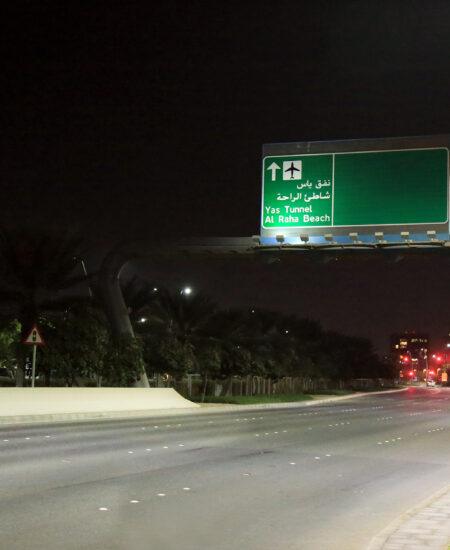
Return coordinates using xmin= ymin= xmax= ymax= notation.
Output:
xmin=368 ymin=486 xmax=450 ymax=550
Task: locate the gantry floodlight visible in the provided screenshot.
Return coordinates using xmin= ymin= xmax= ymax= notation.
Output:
xmin=300 ymin=234 xmax=309 ymax=243
xmin=426 ymin=230 xmax=437 ymax=240
xmin=181 ymin=287 xmax=192 ymax=295
xmin=400 ymin=231 xmax=410 ymax=241
xmin=276 ymin=234 xmax=285 ymax=244
xmin=375 ymin=232 xmax=386 ymax=243
xmin=324 ymin=233 xmax=334 ymax=243
xmin=349 ymin=232 xmax=359 ymax=243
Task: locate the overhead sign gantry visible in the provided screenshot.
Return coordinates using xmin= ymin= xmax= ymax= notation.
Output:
xmin=261 ymin=134 xmax=449 ymax=245
xmin=99 ymin=135 xmax=450 ymax=387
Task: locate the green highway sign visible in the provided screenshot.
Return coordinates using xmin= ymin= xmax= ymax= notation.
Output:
xmin=261 ymin=137 xmax=449 ymax=239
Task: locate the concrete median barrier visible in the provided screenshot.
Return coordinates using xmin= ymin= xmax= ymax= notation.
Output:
xmin=0 ymin=387 xmax=199 ymax=419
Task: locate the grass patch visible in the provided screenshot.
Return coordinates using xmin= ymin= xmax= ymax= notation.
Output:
xmin=192 ymin=393 xmax=315 ymax=405
xmin=307 ymin=389 xmax=354 ymax=396
xmin=192 ymin=386 xmax=402 ymax=405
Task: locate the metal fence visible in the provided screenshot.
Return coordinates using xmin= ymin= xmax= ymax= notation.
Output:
xmin=157 ymin=375 xmax=394 ymax=398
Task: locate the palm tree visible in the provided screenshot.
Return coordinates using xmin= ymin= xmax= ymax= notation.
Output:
xmin=140 ymin=287 xmax=219 ymax=396
xmin=0 ymin=223 xmax=85 ymax=385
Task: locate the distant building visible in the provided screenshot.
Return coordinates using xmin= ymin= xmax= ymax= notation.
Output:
xmin=390 ymin=331 xmax=429 ymax=375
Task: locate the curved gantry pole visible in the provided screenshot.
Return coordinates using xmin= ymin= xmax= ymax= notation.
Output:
xmin=97 ymin=237 xmax=259 ymax=387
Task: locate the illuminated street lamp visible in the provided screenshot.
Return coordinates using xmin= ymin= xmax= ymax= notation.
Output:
xmin=181 ymin=286 xmax=192 ymax=295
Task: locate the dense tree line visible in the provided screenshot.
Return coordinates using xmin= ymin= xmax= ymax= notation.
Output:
xmin=0 ymin=224 xmax=392 ymax=387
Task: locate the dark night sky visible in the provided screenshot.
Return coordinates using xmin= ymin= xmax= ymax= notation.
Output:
xmin=2 ymin=1 xmax=450 ymax=353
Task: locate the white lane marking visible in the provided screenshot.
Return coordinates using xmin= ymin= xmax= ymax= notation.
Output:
xmin=128 ymin=451 xmax=134 ymax=454
xmin=99 ymin=507 xmax=109 ymax=511
xmin=325 ymin=454 xmax=331 ymax=457
xmin=289 ymin=462 xmax=296 ymax=465
xmin=183 ymin=487 xmax=191 ymax=491
xmin=242 ymin=473 xmax=250 ymax=476
xmin=3 ymin=439 xmax=9 ymax=442
xmin=274 ymin=431 xmax=278 ymax=434
xmin=45 ymin=435 xmax=51 ymax=438
xmin=255 ymin=434 xmax=260 ymax=437
xmin=146 ymin=448 xmax=152 ymax=451
xmin=141 ymin=427 xmax=146 ymax=430
xmin=314 ymin=457 xmax=320 ymax=460
xmin=25 ymin=437 xmax=31 ymax=440
xmin=154 ymin=426 xmax=159 ymax=429
xmin=282 ymin=430 xmax=287 ymax=433
xmin=130 ymin=500 xmax=139 ymax=503
xmin=157 ymin=493 xmax=166 ymax=497
xmin=163 ymin=446 xmax=169 ymax=449
xmin=178 ymin=444 xmax=184 ymax=447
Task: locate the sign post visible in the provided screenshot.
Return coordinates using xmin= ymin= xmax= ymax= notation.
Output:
xmin=24 ymin=324 xmax=45 ymax=388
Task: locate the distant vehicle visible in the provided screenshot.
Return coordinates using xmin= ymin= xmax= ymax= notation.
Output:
xmin=426 ymin=379 xmax=436 ymax=387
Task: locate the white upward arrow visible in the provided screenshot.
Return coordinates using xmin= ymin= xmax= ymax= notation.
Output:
xmin=267 ymin=162 xmax=281 ymax=181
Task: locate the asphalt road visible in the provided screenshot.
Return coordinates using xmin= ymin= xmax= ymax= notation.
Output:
xmin=1 ymin=388 xmax=449 ymax=550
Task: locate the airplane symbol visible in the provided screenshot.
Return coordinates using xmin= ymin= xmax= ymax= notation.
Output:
xmin=284 ymin=162 xmax=300 ymax=178
xmin=282 ymin=160 xmax=302 ymax=180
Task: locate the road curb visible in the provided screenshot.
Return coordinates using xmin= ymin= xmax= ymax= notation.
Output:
xmin=0 ymin=388 xmax=407 ymax=426
xmin=367 ymin=484 xmax=450 ymax=550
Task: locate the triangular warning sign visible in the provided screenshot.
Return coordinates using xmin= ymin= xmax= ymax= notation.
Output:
xmin=24 ymin=324 xmax=45 ymax=345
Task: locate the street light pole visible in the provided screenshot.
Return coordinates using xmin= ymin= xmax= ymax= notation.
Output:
xmin=73 ymin=256 xmax=93 ymax=298
xmin=80 ymin=259 xmax=93 ymax=298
